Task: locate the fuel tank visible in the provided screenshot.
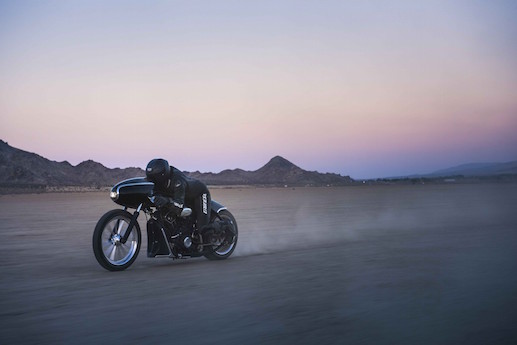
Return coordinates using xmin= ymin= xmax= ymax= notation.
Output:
xmin=110 ymin=177 xmax=154 ymax=209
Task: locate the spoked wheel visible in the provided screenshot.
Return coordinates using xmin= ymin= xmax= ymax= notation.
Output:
xmin=93 ymin=209 xmax=141 ymax=271
xmin=204 ymin=210 xmax=238 ymax=260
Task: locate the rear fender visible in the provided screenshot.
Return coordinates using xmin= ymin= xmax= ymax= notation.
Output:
xmin=210 ymin=200 xmax=227 ymax=216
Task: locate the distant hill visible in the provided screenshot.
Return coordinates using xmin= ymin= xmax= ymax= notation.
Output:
xmin=428 ymin=161 xmax=517 ymax=177
xmin=382 ymin=160 xmax=517 ymax=182
xmin=0 ymin=140 xmax=353 ymax=192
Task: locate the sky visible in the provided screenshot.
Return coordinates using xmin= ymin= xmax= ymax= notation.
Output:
xmin=1 ymin=0 xmax=516 ymax=179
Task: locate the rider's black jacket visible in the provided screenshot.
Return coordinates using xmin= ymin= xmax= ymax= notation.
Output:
xmin=153 ymin=167 xmax=211 ymax=228
xmin=152 ymin=167 xmax=187 ymax=215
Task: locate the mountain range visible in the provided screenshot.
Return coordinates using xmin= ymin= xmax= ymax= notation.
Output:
xmin=2 ymin=139 xmax=516 ymax=192
xmin=0 ymin=140 xmax=353 ymax=191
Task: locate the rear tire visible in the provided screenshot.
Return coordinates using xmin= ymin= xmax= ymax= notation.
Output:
xmin=93 ymin=209 xmax=141 ymax=271
xmin=204 ymin=210 xmax=238 ymax=260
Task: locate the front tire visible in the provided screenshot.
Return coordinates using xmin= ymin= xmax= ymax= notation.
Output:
xmin=204 ymin=210 xmax=238 ymax=260
xmin=93 ymin=209 xmax=141 ymax=271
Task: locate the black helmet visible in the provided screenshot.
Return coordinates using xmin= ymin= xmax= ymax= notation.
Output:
xmin=146 ymin=158 xmax=170 ymax=187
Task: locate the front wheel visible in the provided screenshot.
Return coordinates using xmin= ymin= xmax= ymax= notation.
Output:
xmin=93 ymin=209 xmax=141 ymax=271
xmin=204 ymin=210 xmax=238 ymax=260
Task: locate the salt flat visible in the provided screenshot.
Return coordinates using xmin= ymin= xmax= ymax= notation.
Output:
xmin=0 ymin=184 xmax=516 ymax=344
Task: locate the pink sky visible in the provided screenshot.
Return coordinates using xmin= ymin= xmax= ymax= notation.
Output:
xmin=1 ymin=1 xmax=516 ymax=178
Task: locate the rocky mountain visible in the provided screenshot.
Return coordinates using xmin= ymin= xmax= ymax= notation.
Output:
xmin=0 ymin=140 xmax=353 ymax=191
xmin=0 ymin=140 xmax=144 ymax=190
xmin=190 ymin=156 xmax=353 ymax=186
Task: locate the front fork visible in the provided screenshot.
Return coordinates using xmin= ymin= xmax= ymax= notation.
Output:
xmin=120 ymin=203 xmax=142 ymax=244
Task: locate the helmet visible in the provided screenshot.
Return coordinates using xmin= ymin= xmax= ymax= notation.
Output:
xmin=146 ymin=158 xmax=170 ymax=188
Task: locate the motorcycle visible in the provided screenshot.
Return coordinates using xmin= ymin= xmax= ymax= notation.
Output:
xmin=92 ymin=177 xmax=238 ymax=271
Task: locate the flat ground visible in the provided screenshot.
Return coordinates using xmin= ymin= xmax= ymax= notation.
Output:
xmin=1 ymin=184 xmax=516 ymax=344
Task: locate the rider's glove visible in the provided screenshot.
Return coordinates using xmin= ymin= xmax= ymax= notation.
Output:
xmin=153 ymin=195 xmax=170 ymax=208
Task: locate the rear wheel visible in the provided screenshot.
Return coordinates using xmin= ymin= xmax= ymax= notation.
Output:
xmin=93 ymin=209 xmax=141 ymax=271
xmin=204 ymin=210 xmax=238 ymax=260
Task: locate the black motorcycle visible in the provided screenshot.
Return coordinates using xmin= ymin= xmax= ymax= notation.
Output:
xmin=93 ymin=177 xmax=238 ymax=271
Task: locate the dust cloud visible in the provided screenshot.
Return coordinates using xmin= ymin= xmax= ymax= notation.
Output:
xmin=211 ymin=184 xmax=517 ymax=257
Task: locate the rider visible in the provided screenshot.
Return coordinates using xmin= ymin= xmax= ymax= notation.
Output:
xmin=145 ymin=158 xmax=211 ymax=230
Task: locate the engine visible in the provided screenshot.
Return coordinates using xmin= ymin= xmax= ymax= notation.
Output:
xmin=146 ymin=212 xmax=203 ymax=258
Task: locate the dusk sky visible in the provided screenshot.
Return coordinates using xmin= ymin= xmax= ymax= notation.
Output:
xmin=1 ymin=0 xmax=516 ymax=179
